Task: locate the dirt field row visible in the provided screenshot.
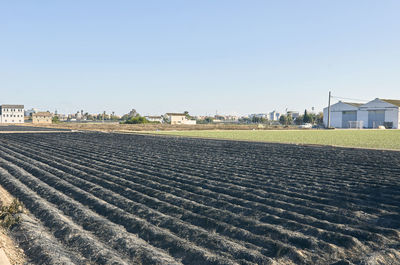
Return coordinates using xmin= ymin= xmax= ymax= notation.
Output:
xmin=17 ymin=122 xmax=295 ymax=132
xmin=0 ymin=186 xmax=26 ymax=265
xmin=0 ymin=132 xmax=399 ymax=264
xmin=0 ymin=125 xmax=71 ymax=132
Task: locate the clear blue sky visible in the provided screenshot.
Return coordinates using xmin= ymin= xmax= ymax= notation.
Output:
xmin=1 ymin=1 xmax=399 ymax=116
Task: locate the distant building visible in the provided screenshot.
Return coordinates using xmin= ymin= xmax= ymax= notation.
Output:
xmin=0 ymin=105 xmax=24 ymax=124
xmin=166 ymin=113 xmax=196 ymax=125
xmin=25 ymin=108 xmax=38 ymax=117
xmin=57 ymin=114 xmax=68 ymax=121
xmin=323 ymin=98 xmax=400 ymax=129
xmin=286 ymin=111 xmax=300 ymax=119
xmin=32 ymin=112 xmax=53 ymax=124
xmin=269 ymin=111 xmax=281 ymax=121
xmin=210 ymin=115 xmax=239 ymax=123
xmin=145 ymin=116 xmax=163 ymax=123
xmin=249 ymin=113 xmax=268 ymax=119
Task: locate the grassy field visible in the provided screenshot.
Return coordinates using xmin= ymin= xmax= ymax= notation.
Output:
xmin=151 ymin=129 xmax=400 ymax=150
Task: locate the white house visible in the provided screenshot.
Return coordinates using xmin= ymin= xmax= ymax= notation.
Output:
xmin=0 ymin=105 xmax=25 ymax=124
xmin=323 ymin=98 xmax=400 ymax=129
xmin=32 ymin=112 xmax=53 ymax=124
xmin=166 ymin=113 xmax=196 ymax=125
xmin=323 ymin=101 xmax=362 ymax=128
xmin=357 ymin=98 xmax=400 ymax=129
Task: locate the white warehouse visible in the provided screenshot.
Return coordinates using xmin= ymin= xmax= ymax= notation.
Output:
xmin=0 ymin=104 xmax=25 ymax=124
xmin=323 ymin=101 xmax=362 ymax=128
xmin=323 ymin=99 xmax=400 ymax=129
xmin=357 ymin=98 xmax=400 ymax=129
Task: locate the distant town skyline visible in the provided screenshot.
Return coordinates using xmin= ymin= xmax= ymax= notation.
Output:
xmin=1 ymin=1 xmax=400 ymax=116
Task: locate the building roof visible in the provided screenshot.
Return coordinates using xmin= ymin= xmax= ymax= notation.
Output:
xmin=1 ymin=104 xmax=24 ymax=108
xmin=380 ymin=99 xmax=400 ymax=107
xmin=166 ymin=113 xmax=186 ymax=116
xmin=32 ymin=112 xmax=52 ymax=117
xmin=342 ymin=102 xmax=363 ymax=107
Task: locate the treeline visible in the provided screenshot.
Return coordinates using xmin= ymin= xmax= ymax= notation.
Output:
xmin=121 ymin=109 xmax=160 ymax=124
xmin=279 ymin=110 xmax=323 ymax=126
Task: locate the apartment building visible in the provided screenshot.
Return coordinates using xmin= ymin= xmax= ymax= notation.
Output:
xmin=0 ymin=104 xmax=25 ymax=124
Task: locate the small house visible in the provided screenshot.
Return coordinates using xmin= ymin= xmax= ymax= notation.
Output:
xmin=32 ymin=112 xmax=53 ymax=124
xmin=166 ymin=113 xmax=196 ymax=125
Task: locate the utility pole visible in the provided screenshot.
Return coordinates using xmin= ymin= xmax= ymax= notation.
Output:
xmin=327 ymin=91 xmax=331 ymax=128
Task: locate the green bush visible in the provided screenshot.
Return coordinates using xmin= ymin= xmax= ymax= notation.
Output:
xmin=122 ymin=116 xmax=149 ymax=124
xmin=52 ymin=116 xmax=61 ymax=123
xmin=0 ymin=199 xmax=23 ymax=229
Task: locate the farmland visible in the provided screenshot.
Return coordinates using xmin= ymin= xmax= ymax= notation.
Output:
xmin=0 ymin=125 xmax=71 ymax=132
xmin=151 ymin=129 xmax=400 ymax=150
xmin=0 ymin=132 xmax=399 ymax=264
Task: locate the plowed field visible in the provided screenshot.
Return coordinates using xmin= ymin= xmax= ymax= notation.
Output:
xmin=0 ymin=132 xmax=399 ymax=265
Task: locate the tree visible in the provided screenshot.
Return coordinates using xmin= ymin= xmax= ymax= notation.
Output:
xmin=161 ymin=115 xmax=169 ymax=123
xmin=303 ymin=110 xmax=312 ymax=124
xmin=122 ymin=116 xmax=148 ymax=124
xmin=239 ymin=117 xmax=251 ymax=124
xmin=315 ymin=112 xmax=323 ymax=125
xmin=204 ymin=117 xmax=214 ymax=123
xmin=184 ymin=111 xmax=194 ymax=120
xmin=286 ymin=114 xmax=293 ymax=125
xmin=294 ymin=115 xmax=304 ymax=125
xmin=279 ymin=115 xmax=287 ymax=125
xmin=52 ymin=116 xmax=60 ymax=123
xmin=251 ymin=116 xmax=267 ymax=123
xmin=122 ymin=109 xmax=139 ymax=120
xmin=280 ymin=114 xmax=293 ymax=125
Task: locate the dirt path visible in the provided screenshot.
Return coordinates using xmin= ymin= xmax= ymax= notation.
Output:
xmin=0 ymin=185 xmax=26 ymax=265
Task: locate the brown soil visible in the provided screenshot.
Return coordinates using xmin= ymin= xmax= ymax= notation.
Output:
xmin=18 ymin=122 xmax=298 ymax=132
xmin=0 ymin=186 xmax=26 ymax=265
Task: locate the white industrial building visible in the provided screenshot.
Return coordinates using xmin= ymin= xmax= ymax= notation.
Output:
xmin=0 ymin=105 xmax=25 ymax=124
xmin=323 ymin=98 xmax=400 ymax=129
xmin=358 ymin=98 xmax=400 ymax=129
xmin=323 ymin=101 xmax=362 ymax=128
